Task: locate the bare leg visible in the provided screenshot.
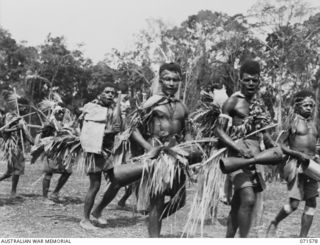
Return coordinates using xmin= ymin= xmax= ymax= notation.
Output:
xmin=148 ymin=194 xmax=164 ymax=237
xmin=91 ymin=182 xmax=121 ymax=218
xmin=300 ymin=213 xmax=313 ymax=237
xmin=251 ymin=192 xmax=264 ymax=236
xmin=43 ymin=173 xmax=53 ymax=198
xmin=226 ymin=176 xmax=233 ymax=204
xmin=237 ymin=187 xmax=256 ymax=238
xmin=0 ymin=172 xmax=12 ymax=181
xmin=118 ymin=185 xmax=133 ymax=207
xmin=226 ymin=191 xmax=240 ymax=238
xmin=300 ymin=197 xmax=316 ymax=237
xmin=11 ymin=175 xmax=20 ymax=197
xmin=0 ymin=164 xmax=13 ymax=181
xmin=91 ymin=169 xmax=122 ymax=225
xmin=266 ymin=198 xmax=299 ymax=237
xmin=80 ymin=172 xmax=101 ymax=230
xmin=52 ymin=173 xmax=71 ymax=196
xmin=221 ymin=175 xmax=232 ymax=205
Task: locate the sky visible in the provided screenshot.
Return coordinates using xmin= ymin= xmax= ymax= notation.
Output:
xmin=0 ymin=0 xmax=319 ymax=62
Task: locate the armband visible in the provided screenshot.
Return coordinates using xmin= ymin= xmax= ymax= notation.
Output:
xmin=304 ymin=206 xmax=316 ymax=216
xmin=216 ymin=113 xmax=232 ymax=131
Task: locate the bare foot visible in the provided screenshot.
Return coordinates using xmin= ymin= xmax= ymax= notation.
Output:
xmin=42 ymin=197 xmax=55 ymax=205
xmin=10 ymin=192 xmax=17 ymax=199
xmin=80 ymin=219 xmax=98 ymax=230
xmin=266 ymin=221 xmax=278 ymax=238
xmin=90 ymin=214 xmax=108 ymax=225
xmin=10 ymin=192 xmax=23 ymax=198
xmin=49 ymin=192 xmax=59 ymax=201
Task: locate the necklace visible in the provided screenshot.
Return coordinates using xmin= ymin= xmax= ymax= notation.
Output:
xmin=166 ymin=97 xmax=176 ymax=120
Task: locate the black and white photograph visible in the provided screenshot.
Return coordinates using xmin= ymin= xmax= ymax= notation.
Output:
xmin=0 ymin=0 xmax=320 ymax=240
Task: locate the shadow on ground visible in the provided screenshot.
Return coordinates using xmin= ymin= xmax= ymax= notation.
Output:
xmin=52 ymin=196 xmax=83 ymax=205
xmin=44 ymin=214 xmax=81 ymax=224
xmin=0 ymin=195 xmax=25 ymax=206
xmin=106 ymin=216 xmax=144 ymax=228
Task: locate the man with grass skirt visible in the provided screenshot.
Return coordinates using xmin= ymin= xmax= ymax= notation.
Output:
xmin=215 ymin=60 xmax=277 ymax=237
xmin=39 ymin=106 xmax=72 ymax=202
xmin=79 ymin=82 xmax=121 ymax=230
xmin=130 ymin=62 xmax=193 ymax=237
xmin=89 ymin=92 xmax=146 ymax=221
xmin=267 ymin=90 xmax=319 ymax=238
xmin=0 ymin=104 xmax=33 ymax=198
xmin=88 ymin=63 xmax=197 ymax=236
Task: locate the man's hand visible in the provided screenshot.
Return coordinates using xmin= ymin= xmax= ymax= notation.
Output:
xmin=146 ymin=146 xmax=163 ymax=159
xmin=237 ymin=146 xmax=254 ymax=158
xmin=297 ymin=152 xmax=310 ymax=165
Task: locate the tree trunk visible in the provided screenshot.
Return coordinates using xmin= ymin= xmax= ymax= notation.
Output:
xmin=183 ymin=73 xmax=190 ymax=104
xmin=315 ymin=85 xmax=319 ymax=126
xmin=277 ymin=74 xmax=283 ymax=131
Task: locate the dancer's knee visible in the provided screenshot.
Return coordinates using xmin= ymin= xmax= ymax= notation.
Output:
xmin=304 ymin=206 xmax=316 ymax=216
xmin=283 ymin=204 xmax=294 ymax=214
xmin=89 ymin=178 xmax=101 ymax=193
xmin=106 ymin=170 xmax=122 ymax=189
xmin=240 ymin=189 xmax=255 ymax=208
xmin=43 ymin=173 xmax=53 ymax=180
xmin=289 ymin=199 xmax=300 ymax=211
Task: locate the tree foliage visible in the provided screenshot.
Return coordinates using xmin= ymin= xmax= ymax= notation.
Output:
xmin=0 ymin=0 xmax=319 ymax=129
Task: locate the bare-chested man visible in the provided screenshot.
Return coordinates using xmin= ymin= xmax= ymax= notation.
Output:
xmin=132 ymin=62 xmax=192 ymax=237
xmin=267 ymin=90 xmax=319 ymax=238
xmin=215 ymin=60 xmax=276 ymax=237
xmin=90 ymin=63 xmax=192 ymax=237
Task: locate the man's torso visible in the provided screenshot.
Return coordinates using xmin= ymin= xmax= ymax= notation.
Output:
xmin=289 ymin=116 xmax=318 ymax=156
xmin=143 ymin=95 xmax=188 ymax=142
xmin=230 ymin=96 xmax=250 ymax=126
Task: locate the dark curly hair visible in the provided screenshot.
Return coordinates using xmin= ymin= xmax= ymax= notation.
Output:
xmin=293 ymin=90 xmax=315 ymax=105
xmin=240 ymin=60 xmax=261 ymax=79
xmin=159 ymin=62 xmax=182 ymax=77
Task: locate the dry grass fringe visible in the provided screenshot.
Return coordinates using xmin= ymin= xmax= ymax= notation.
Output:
xmin=182 ymin=148 xmax=226 ymax=237
xmin=182 ymin=124 xmax=278 ymax=237
xmin=134 ymin=141 xmax=208 ymax=212
xmin=1 ymin=136 xmax=19 ymax=170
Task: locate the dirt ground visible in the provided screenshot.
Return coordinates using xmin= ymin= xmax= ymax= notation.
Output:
xmin=0 ymin=160 xmax=319 ymax=238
